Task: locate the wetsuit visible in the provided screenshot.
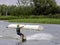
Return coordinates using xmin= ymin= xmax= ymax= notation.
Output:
xmin=16 ymin=27 xmax=23 ymax=36
xmin=16 ymin=26 xmax=26 ymax=42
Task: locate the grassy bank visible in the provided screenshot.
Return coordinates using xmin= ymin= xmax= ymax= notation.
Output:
xmin=8 ymin=18 xmax=60 ymax=24
xmin=0 ymin=16 xmax=60 ymax=24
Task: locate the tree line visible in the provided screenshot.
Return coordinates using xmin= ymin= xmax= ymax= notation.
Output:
xmin=0 ymin=0 xmax=60 ymax=17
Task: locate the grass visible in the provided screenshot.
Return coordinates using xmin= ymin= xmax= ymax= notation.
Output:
xmin=8 ymin=18 xmax=60 ymax=24
xmin=0 ymin=16 xmax=19 ymax=20
xmin=0 ymin=16 xmax=60 ymax=24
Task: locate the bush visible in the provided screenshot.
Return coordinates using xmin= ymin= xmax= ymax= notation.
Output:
xmin=48 ymin=14 xmax=60 ymax=18
xmin=0 ymin=16 xmax=18 ymax=20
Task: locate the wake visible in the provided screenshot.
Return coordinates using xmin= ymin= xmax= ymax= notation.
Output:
xmin=0 ymin=33 xmax=54 ymax=41
xmin=26 ymin=33 xmax=53 ymax=41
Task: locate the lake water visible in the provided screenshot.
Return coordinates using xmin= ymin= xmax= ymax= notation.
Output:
xmin=0 ymin=21 xmax=60 ymax=45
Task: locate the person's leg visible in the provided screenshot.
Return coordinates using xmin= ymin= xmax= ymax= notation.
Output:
xmin=17 ymin=32 xmax=24 ymax=39
xmin=20 ymin=33 xmax=24 ymax=39
xmin=17 ymin=32 xmax=26 ymax=42
xmin=19 ymin=33 xmax=26 ymax=42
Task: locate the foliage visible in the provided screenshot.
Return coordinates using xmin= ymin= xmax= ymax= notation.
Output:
xmin=33 ymin=0 xmax=58 ymax=15
xmin=0 ymin=0 xmax=60 ymax=17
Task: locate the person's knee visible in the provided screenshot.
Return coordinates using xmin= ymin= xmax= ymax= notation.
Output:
xmin=19 ymin=33 xmax=24 ymax=36
xmin=22 ymin=34 xmax=24 ymax=37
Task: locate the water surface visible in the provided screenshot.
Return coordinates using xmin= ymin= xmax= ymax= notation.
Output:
xmin=0 ymin=21 xmax=60 ymax=45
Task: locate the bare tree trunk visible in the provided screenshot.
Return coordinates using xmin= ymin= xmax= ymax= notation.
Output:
xmin=17 ymin=0 xmax=20 ymax=6
xmin=17 ymin=0 xmax=33 ymax=6
xmin=6 ymin=10 xmax=8 ymax=16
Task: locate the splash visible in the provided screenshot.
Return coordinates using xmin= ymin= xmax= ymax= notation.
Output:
xmin=26 ymin=33 xmax=53 ymax=41
xmin=0 ymin=33 xmax=54 ymax=41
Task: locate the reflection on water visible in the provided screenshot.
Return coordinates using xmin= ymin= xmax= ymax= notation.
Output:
xmin=0 ymin=21 xmax=60 ymax=45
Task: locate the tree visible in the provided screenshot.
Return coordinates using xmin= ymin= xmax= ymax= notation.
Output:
xmin=0 ymin=4 xmax=8 ymax=16
xmin=33 ymin=0 xmax=57 ymax=15
xmin=17 ymin=0 xmax=33 ymax=6
xmin=8 ymin=5 xmax=17 ymax=16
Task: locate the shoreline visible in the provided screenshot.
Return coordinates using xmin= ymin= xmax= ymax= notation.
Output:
xmin=7 ymin=18 xmax=60 ymax=24
xmin=0 ymin=16 xmax=60 ymax=24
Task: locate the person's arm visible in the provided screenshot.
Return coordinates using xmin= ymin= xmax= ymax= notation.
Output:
xmin=20 ymin=26 xmax=24 ymax=29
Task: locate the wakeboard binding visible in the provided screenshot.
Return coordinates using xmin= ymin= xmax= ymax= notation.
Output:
xmin=22 ymin=36 xmax=26 ymax=42
xmin=22 ymin=38 xmax=26 ymax=42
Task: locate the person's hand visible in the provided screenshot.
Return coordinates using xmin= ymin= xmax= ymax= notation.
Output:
xmin=20 ymin=26 xmax=24 ymax=28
